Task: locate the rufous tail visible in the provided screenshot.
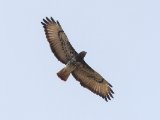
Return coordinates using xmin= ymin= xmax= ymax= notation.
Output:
xmin=57 ymin=67 xmax=70 ymax=81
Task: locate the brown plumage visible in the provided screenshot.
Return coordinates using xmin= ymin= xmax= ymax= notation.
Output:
xmin=41 ymin=17 xmax=114 ymax=102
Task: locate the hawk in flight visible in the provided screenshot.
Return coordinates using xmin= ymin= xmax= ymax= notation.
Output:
xmin=41 ymin=17 xmax=114 ymax=102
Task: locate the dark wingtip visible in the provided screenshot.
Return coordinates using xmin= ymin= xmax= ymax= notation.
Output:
xmin=50 ymin=17 xmax=55 ymax=23
xmin=110 ymin=88 xmax=114 ymax=94
xmin=41 ymin=17 xmax=56 ymax=26
xmin=107 ymin=95 xmax=111 ymax=100
xmin=105 ymin=97 xmax=108 ymax=102
xmin=57 ymin=20 xmax=61 ymax=26
xmin=109 ymin=92 xmax=114 ymax=98
xmin=43 ymin=19 xmax=49 ymax=24
xmin=108 ymin=82 xmax=113 ymax=87
xmin=41 ymin=22 xmax=46 ymax=26
xmin=46 ymin=17 xmax=51 ymax=22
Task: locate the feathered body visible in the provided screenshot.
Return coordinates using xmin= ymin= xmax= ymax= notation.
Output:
xmin=41 ymin=17 xmax=114 ymax=102
xmin=57 ymin=51 xmax=86 ymax=81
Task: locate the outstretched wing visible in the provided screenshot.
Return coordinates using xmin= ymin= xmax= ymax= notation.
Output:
xmin=72 ymin=61 xmax=114 ymax=102
xmin=41 ymin=17 xmax=78 ymax=64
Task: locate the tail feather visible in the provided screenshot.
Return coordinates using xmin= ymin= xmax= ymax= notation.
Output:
xmin=57 ymin=67 xmax=70 ymax=81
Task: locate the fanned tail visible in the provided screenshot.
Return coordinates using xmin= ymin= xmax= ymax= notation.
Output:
xmin=57 ymin=67 xmax=71 ymax=81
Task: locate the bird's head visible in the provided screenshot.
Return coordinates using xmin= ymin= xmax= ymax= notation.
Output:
xmin=76 ymin=51 xmax=87 ymax=61
xmin=79 ymin=51 xmax=87 ymax=59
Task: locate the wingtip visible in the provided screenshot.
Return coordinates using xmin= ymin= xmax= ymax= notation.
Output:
xmin=46 ymin=17 xmax=51 ymax=22
xmin=110 ymin=88 xmax=114 ymax=94
xmin=50 ymin=17 xmax=55 ymax=23
xmin=108 ymin=82 xmax=113 ymax=87
xmin=107 ymin=95 xmax=111 ymax=100
xmin=105 ymin=97 xmax=108 ymax=102
xmin=56 ymin=20 xmax=61 ymax=26
xmin=41 ymin=22 xmax=46 ymax=26
xmin=109 ymin=92 xmax=114 ymax=98
xmin=43 ymin=18 xmax=49 ymax=24
xmin=41 ymin=17 xmax=56 ymax=26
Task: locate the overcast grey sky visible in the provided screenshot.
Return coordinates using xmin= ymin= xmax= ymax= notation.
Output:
xmin=1 ymin=0 xmax=160 ymax=120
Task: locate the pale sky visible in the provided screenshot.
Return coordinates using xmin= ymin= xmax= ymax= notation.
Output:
xmin=1 ymin=0 xmax=160 ymax=120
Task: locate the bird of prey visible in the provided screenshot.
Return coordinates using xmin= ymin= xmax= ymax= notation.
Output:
xmin=41 ymin=17 xmax=114 ymax=102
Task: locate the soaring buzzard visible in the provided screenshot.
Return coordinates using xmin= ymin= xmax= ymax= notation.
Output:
xmin=41 ymin=17 xmax=114 ymax=102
